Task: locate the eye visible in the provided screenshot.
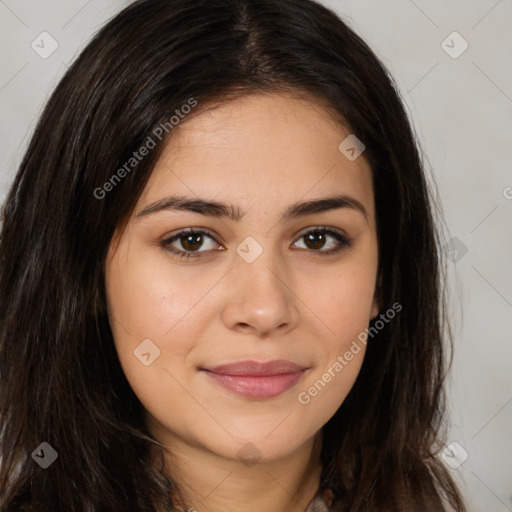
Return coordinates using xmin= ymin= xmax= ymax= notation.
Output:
xmin=160 ymin=226 xmax=352 ymax=260
xmin=161 ymin=228 xmax=221 ymax=260
xmin=292 ymin=227 xmax=352 ymax=256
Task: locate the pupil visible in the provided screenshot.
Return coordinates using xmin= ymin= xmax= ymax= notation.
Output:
xmin=182 ymin=233 xmax=202 ymax=251
xmin=306 ymin=232 xmax=325 ymax=250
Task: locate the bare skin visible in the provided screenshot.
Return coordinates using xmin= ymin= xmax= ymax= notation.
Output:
xmin=105 ymin=92 xmax=380 ymax=512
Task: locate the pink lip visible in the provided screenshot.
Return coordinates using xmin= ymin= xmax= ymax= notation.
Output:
xmin=200 ymin=359 xmax=308 ymax=399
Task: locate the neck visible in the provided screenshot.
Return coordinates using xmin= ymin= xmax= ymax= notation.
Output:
xmin=150 ymin=429 xmax=324 ymax=512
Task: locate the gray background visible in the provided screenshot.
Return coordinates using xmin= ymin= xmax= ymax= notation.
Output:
xmin=1 ymin=1 xmax=511 ymax=510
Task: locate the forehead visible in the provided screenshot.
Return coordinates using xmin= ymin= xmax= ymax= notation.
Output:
xmin=138 ymin=92 xmax=375 ymax=223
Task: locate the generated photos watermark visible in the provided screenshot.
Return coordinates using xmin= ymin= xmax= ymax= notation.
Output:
xmin=94 ymin=97 xmax=198 ymax=200
xmin=297 ymin=301 xmax=402 ymax=405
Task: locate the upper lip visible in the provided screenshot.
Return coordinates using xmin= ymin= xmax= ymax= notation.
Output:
xmin=201 ymin=359 xmax=307 ymax=376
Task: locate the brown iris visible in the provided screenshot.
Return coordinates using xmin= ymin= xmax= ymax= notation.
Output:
xmin=304 ymin=232 xmax=327 ymax=250
xmin=180 ymin=233 xmax=204 ymax=251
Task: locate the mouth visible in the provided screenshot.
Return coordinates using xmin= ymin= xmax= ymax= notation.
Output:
xmin=200 ymin=359 xmax=308 ymax=399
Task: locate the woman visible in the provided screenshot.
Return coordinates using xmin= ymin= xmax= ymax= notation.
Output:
xmin=0 ymin=0 xmax=466 ymax=510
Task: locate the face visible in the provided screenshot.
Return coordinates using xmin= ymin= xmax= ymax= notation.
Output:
xmin=105 ymin=92 xmax=380 ymax=465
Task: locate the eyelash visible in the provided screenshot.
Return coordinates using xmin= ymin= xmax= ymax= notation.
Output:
xmin=160 ymin=227 xmax=352 ymax=260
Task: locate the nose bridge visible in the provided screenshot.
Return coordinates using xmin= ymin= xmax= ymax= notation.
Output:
xmin=241 ymin=249 xmax=280 ymax=291
xmin=220 ymin=236 xmax=299 ymax=335
xmin=235 ymin=233 xmax=288 ymax=291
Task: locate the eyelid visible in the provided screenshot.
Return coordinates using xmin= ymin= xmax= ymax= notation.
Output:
xmin=162 ymin=226 xmax=219 ymax=242
xmin=161 ymin=225 xmax=347 ymax=243
xmin=294 ymin=224 xmax=347 ymax=239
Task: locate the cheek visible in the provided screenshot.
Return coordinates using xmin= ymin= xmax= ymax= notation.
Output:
xmin=105 ymin=248 xmax=218 ymax=347
xmin=104 ymin=252 xmax=221 ymax=408
xmin=294 ymin=257 xmax=375 ymax=415
xmin=303 ymin=260 xmax=377 ymax=342
xmin=297 ymin=335 xmax=366 ymax=426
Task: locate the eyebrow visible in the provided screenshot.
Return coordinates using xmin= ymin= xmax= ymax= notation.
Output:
xmin=135 ymin=193 xmax=368 ymax=223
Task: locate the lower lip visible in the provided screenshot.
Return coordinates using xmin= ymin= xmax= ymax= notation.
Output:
xmin=201 ymin=370 xmax=305 ymax=399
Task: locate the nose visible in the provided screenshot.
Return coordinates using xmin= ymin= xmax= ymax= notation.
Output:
xmin=220 ymin=248 xmax=300 ymax=338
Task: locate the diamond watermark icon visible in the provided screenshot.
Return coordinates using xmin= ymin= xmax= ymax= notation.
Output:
xmin=445 ymin=236 xmax=468 ymax=263
xmin=134 ymin=338 xmax=161 ymax=366
xmin=236 ymin=236 xmax=263 ymax=263
xmin=31 ymin=32 xmax=59 ymax=59
xmin=441 ymin=32 xmax=468 ymax=59
xmin=237 ymin=442 xmax=262 ymax=467
xmin=32 ymin=442 xmax=58 ymax=469
xmin=338 ymin=134 xmax=365 ymax=161
xmin=441 ymin=441 xmax=469 ymax=469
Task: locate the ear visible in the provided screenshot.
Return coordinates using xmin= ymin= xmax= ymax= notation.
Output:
xmin=370 ymin=273 xmax=382 ymax=320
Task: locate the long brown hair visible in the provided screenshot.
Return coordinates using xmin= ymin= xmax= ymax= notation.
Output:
xmin=0 ymin=0 xmax=465 ymax=510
